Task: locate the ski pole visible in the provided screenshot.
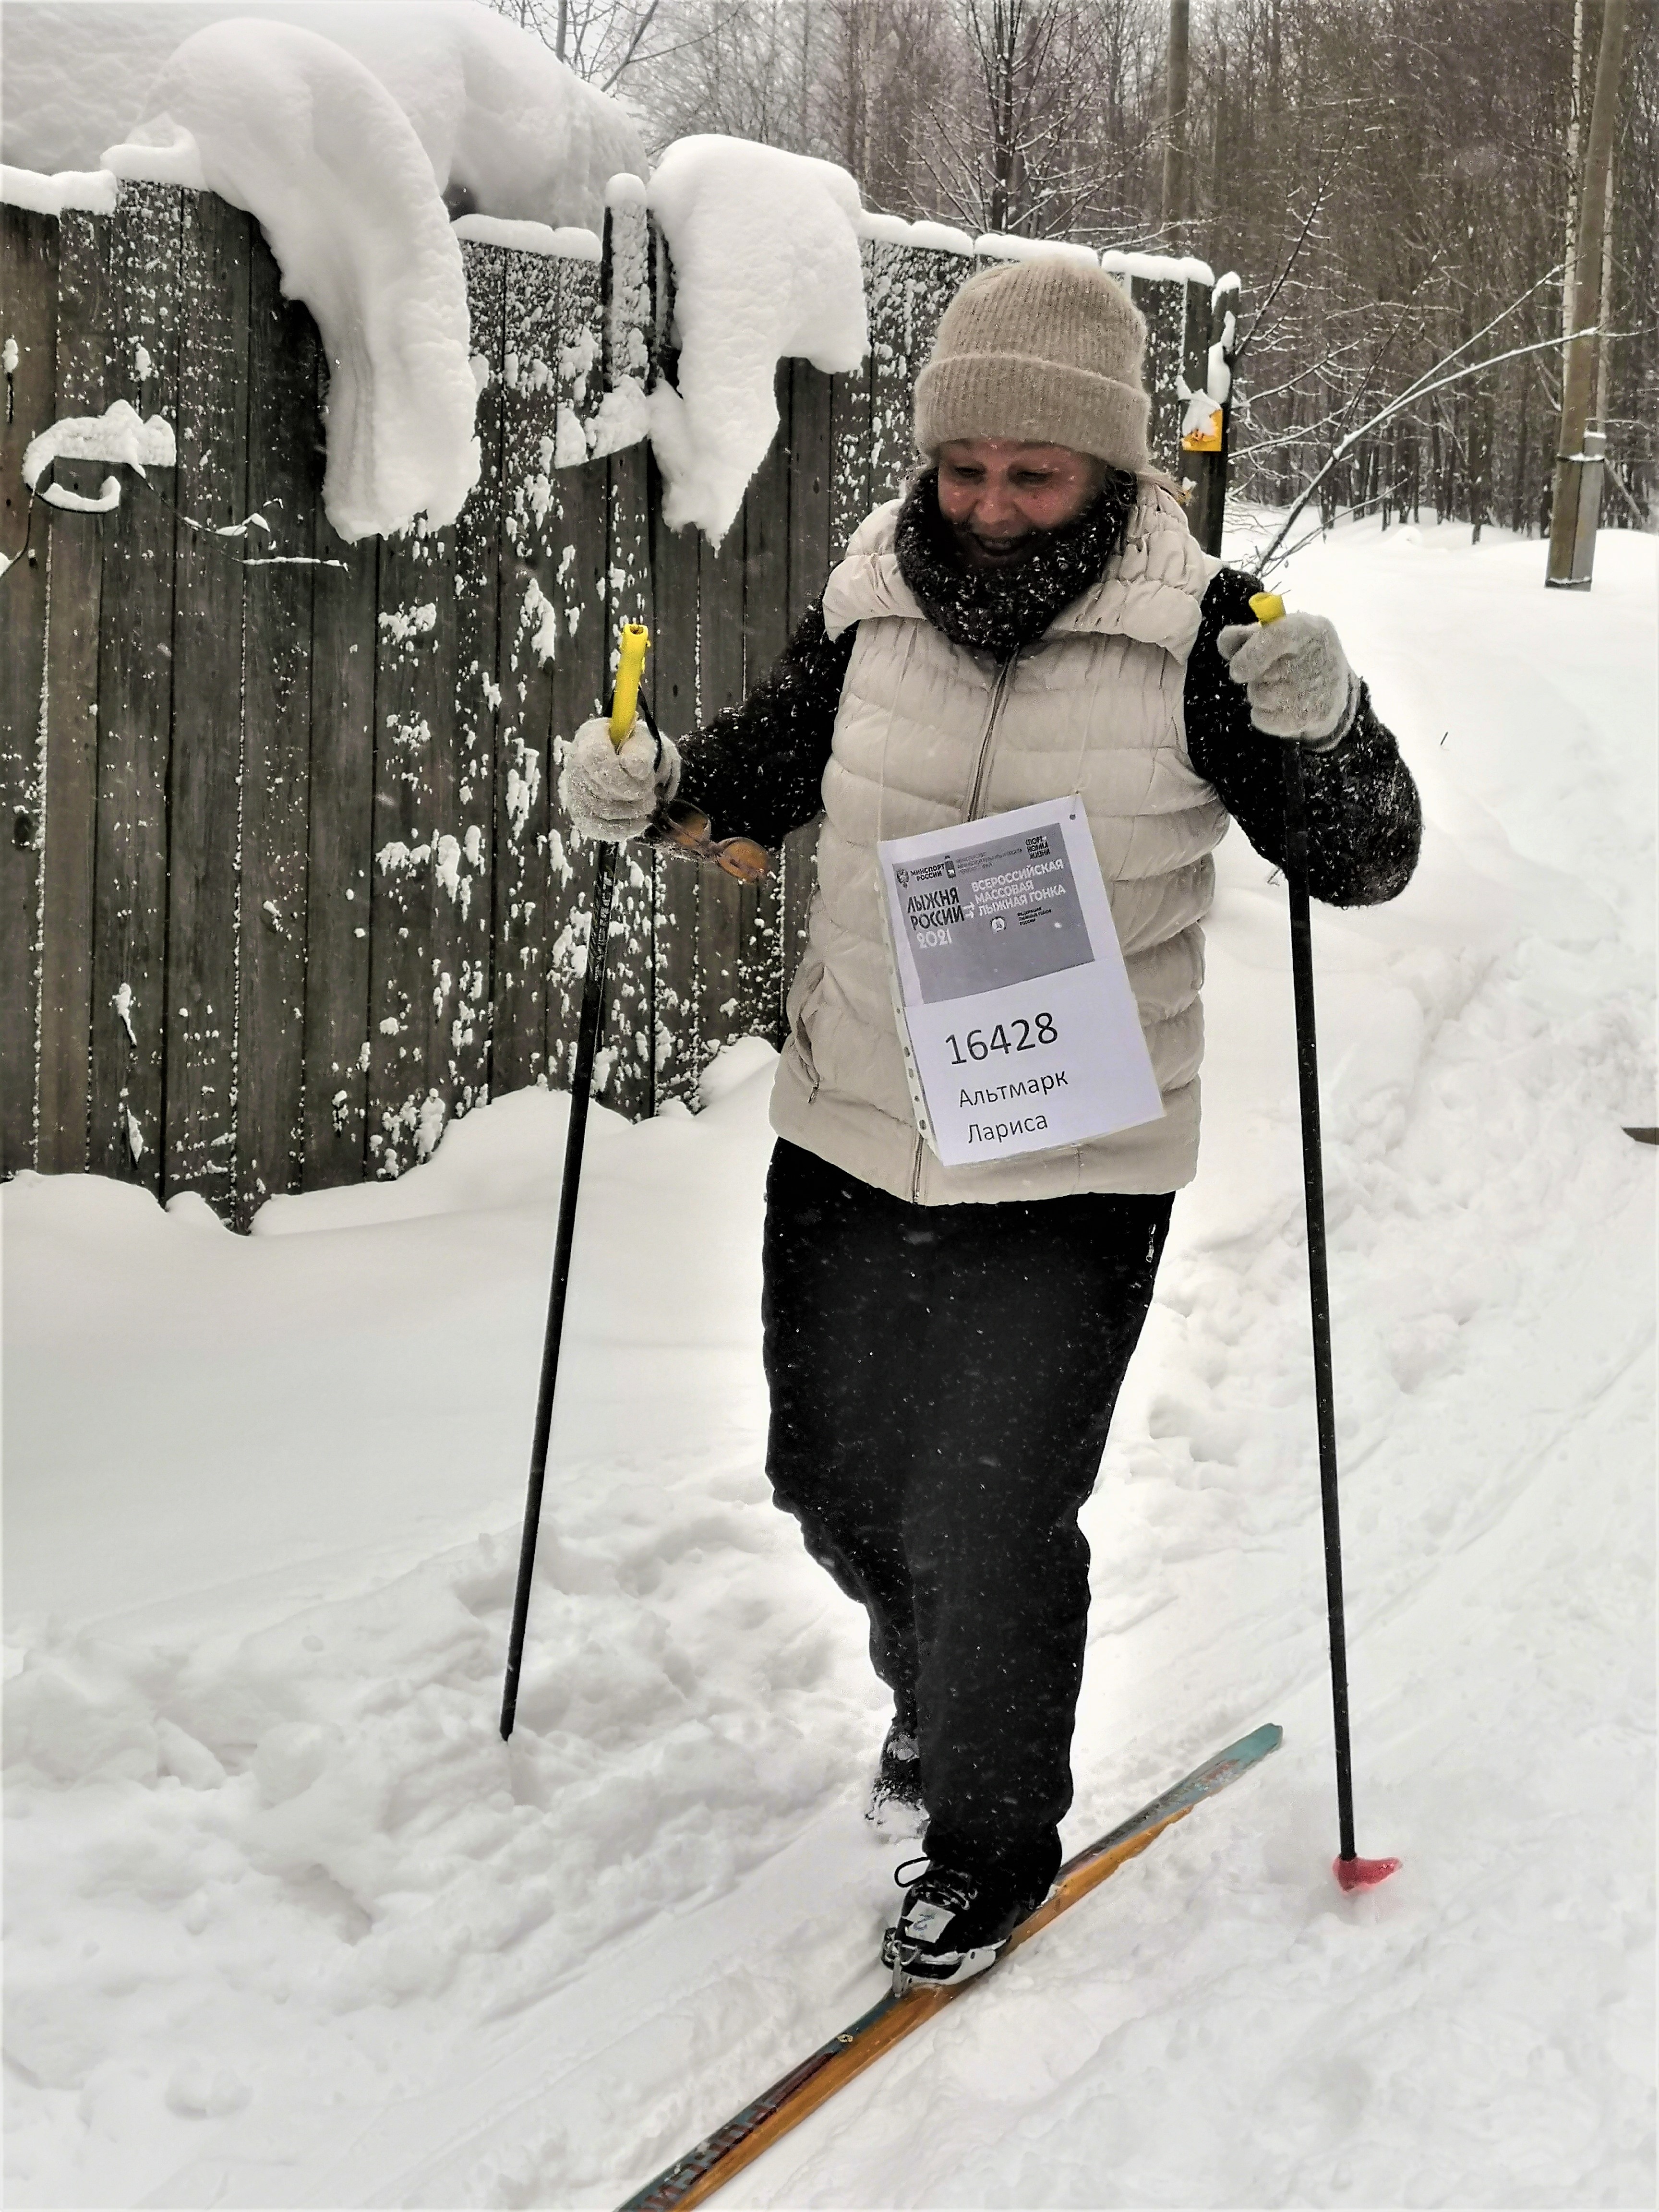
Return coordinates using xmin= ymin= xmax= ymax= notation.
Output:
xmin=500 ymin=621 xmax=650 ymax=1741
xmin=1251 ymin=590 xmax=1399 ymax=1893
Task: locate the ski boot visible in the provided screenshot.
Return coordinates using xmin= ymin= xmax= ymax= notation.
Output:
xmin=881 ymin=1860 xmax=1042 ymax=1993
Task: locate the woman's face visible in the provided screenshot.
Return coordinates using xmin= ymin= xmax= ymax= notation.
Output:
xmin=935 ymin=438 xmax=1106 ymax=570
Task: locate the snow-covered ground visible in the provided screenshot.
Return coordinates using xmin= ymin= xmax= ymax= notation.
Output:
xmin=5 ymin=515 xmax=1654 ymax=2209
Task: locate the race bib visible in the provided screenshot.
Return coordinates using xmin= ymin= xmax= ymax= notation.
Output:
xmin=878 ymin=798 xmax=1163 ymax=1167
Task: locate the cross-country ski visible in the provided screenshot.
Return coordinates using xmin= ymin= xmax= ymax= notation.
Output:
xmin=620 ymin=1725 xmax=1283 ymax=2212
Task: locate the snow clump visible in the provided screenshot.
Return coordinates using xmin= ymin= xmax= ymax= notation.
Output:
xmin=101 ymin=19 xmax=480 ymax=541
xmin=323 ymin=0 xmax=644 ymax=230
xmin=646 ymin=136 xmax=868 ymax=546
xmin=22 ymin=397 xmax=176 ymax=513
xmin=1 ymin=2 xmax=644 ymax=231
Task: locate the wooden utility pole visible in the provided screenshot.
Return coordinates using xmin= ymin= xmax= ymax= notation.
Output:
xmin=1593 ymin=156 xmax=1617 ymax=428
xmin=1548 ymin=0 xmax=1628 ymax=588
xmin=1162 ymin=0 xmax=1189 ymax=241
xmin=1562 ymin=0 xmax=1586 ymax=344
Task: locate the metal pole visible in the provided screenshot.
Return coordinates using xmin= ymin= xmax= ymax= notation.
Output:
xmin=500 ymin=840 xmax=620 ymax=1739
xmin=500 ymin=623 xmax=650 ymax=1738
xmin=1283 ymin=745 xmax=1358 ymax=1862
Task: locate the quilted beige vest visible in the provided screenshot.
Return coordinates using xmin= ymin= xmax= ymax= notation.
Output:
xmin=769 ymin=481 xmax=1228 ymax=1203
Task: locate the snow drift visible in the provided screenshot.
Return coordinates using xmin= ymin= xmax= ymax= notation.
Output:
xmin=336 ymin=0 xmax=644 ymax=230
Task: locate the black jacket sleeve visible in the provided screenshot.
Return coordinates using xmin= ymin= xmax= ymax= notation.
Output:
xmin=673 ymin=596 xmax=854 ymax=851
xmin=1185 ymin=567 xmax=1422 ymax=906
xmin=675 ymin=566 xmax=1423 ymax=904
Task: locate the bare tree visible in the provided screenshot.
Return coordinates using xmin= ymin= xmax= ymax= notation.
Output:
xmin=576 ymin=0 xmax=1659 ymax=526
xmin=637 ymin=0 xmax=820 ymax=150
xmin=819 ymin=0 xmax=953 ymax=205
xmin=914 ymin=1 xmax=1112 ymax=235
xmin=491 ymin=0 xmax=666 ymax=92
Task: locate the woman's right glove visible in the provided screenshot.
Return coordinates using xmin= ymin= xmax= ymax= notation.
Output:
xmin=559 ymin=717 xmax=682 ymax=842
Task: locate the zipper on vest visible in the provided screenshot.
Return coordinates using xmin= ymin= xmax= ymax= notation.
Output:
xmin=916 ymin=651 xmax=1018 ymax=1205
xmin=966 ymin=651 xmax=1020 ymax=820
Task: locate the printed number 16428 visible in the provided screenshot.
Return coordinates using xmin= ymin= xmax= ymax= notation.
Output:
xmin=945 ymin=1013 xmax=1058 ymax=1064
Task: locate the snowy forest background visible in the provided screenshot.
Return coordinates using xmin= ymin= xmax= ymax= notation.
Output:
xmin=493 ymin=0 xmax=1658 ymax=538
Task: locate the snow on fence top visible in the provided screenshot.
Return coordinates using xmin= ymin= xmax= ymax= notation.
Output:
xmin=1102 ymin=247 xmax=1217 ymax=289
xmin=646 ymin=137 xmax=868 ymax=544
xmin=451 ymin=214 xmax=601 ymax=263
xmin=976 ymin=231 xmax=1100 ymax=268
xmin=4 ymin=1 xmax=643 ymax=537
xmin=101 ymin=20 xmax=483 ymax=541
xmin=857 ymin=210 xmax=976 ymax=257
xmin=5 ymin=8 xmax=1223 ymax=548
xmin=638 ymin=166 xmax=1226 ymax=542
xmin=0 ymin=163 xmax=119 ymax=217
xmin=0 ymin=1 xmax=644 ymax=227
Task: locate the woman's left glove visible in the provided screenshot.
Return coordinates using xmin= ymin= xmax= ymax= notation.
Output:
xmin=1216 ymin=611 xmax=1358 ymax=749
xmin=559 ymin=716 xmax=682 ymax=842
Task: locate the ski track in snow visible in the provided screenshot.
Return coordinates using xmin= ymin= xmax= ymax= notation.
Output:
xmin=4 ymin=518 xmax=1654 ymax=2208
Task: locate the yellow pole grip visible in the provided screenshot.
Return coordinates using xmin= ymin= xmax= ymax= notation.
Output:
xmin=609 ymin=621 xmax=650 ymax=747
xmin=1249 ymin=591 xmax=1286 ymax=624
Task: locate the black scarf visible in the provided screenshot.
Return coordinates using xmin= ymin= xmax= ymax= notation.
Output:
xmin=893 ymin=468 xmax=1138 ymax=661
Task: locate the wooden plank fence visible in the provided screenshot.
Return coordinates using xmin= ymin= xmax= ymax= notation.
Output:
xmin=0 ymin=184 xmax=1232 ymax=1225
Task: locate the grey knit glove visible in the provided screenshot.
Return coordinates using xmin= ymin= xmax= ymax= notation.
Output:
xmin=1216 ymin=611 xmax=1358 ymax=749
xmin=559 ymin=716 xmax=681 ymax=842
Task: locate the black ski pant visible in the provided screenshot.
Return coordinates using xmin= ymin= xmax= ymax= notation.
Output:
xmin=761 ymin=1137 xmax=1172 ymax=1903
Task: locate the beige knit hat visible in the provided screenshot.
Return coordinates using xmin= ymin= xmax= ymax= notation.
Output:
xmin=914 ymin=257 xmax=1150 ymax=473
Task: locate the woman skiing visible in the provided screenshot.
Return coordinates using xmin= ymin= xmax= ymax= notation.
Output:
xmin=561 ymin=255 xmax=1421 ymax=1994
